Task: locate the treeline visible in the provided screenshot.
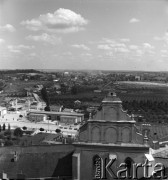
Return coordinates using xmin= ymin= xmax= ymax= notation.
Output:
xmin=122 ymin=100 xmax=168 ymax=123
xmin=0 ymin=69 xmax=41 ymax=74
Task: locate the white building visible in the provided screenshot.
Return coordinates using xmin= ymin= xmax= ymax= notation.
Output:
xmin=0 ymin=107 xmax=7 ymax=117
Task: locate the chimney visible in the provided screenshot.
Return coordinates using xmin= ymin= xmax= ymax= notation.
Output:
xmin=143 ymin=129 xmax=149 ymax=146
xmin=153 ymin=133 xmax=159 ymax=150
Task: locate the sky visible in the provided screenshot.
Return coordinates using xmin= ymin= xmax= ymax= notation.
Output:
xmin=0 ymin=0 xmax=168 ymax=71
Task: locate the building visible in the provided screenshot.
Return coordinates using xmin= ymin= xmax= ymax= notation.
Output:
xmin=28 ymin=110 xmax=84 ymax=124
xmin=72 ymin=92 xmax=149 ymax=180
xmin=28 ymin=113 xmax=47 ymax=122
xmin=0 ymin=107 xmax=7 ymax=117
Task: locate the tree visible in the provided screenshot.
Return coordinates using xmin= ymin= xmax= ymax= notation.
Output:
xmin=71 ymin=86 xmax=78 ymax=95
xmin=55 ymin=129 xmax=61 ymax=133
xmin=4 ymin=129 xmax=11 ymax=135
xmin=4 ymin=139 xmax=13 ymax=146
xmin=41 ymin=86 xmax=50 ymax=107
xmin=22 ymin=126 xmax=27 ymax=130
xmin=39 ymin=128 xmax=44 ymax=131
xmin=14 ymin=128 xmax=23 ymax=137
xmin=2 ymin=124 xmax=5 ymax=131
xmin=8 ymin=124 xmax=10 ymax=130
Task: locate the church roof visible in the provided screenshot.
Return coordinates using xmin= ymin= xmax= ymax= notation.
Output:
xmin=93 ymin=92 xmax=132 ymax=122
xmin=102 ymin=92 xmax=122 ymax=103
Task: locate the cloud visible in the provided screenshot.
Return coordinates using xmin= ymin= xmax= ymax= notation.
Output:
xmin=143 ymin=43 xmax=155 ymax=56
xmin=129 ymin=18 xmax=140 ymax=23
xmin=29 ymin=52 xmax=37 ymax=57
xmin=161 ymin=49 xmax=168 ymax=57
xmin=101 ymin=38 xmax=116 ymax=44
xmin=26 ymin=33 xmax=62 ymax=45
xmin=97 ymin=44 xmax=111 ymax=50
xmin=143 ymin=43 xmax=154 ymax=50
xmin=105 ymin=52 xmax=114 ymax=57
xmin=136 ymin=49 xmax=143 ymax=56
xmin=0 ymin=38 xmax=5 ymax=44
xmin=72 ymin=44 xmax=90 ymax=50
xmin=21 ymin=8 xmax=88 ymax=33
xmin=129 ymin=45 xmax=139 ymax=50
xmin=7 ymin=44 xmax=34 ymax=53
xmin=0 ymin=24 xmax=16 ymax=32
xmin=120 ymin=38 xmax=130 ymax=43
xmin=81 ymin=53 xmax=92 ymax=56
xmin=153 ymin=32 xmax=168 ymax=45
xmin=115 ymin=47 xmax=130 ymax=53
xmin=62 ymin=52 xmax=72 ymax=56
xmin=153 ymin=36 xmax=162 ymax=41
xmin=97 ymin=42 xmax=129 ymax=54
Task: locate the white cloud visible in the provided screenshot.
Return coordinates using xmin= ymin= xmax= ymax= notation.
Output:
xmin=29 ymin=52 xmax=37 ymax=57
xmin=153 ymin=32 xmax=168 ymax=44
xmin=136 ymin=49 xmax=143 ymax=56
xmin=161 ymin=50 xmax=168 ymax=54
xmin=72 ymin=44 xmax=90 ymax=50
xmin=81 ymin=53 xmax=92 ymax=56
xmin=105 ymin=52 xmax=114 ymax=57
xmin=0 ymin=24 xmax=15 ymax=32
xmin=62 ymin=52 xmax=72 ymax=56
xmin=7 ymin=46 xmax=21 ymax=53
xmin=16 ymin=45 xmax=35 ymax=49
xmin=21 ymin=8 xmax=88 ymax=33
xmin=153 ymin=36 xmax=162 ymax=41
xmin=0 ymin=38 xmax=5 ymax=44
xmin=97 ymin=44 xmax=111 ymax=50
xmin=7 ymin=44 xmax=34 ymax=53
xmin=120 ymin=38 xmax=130 ymax=43
xmin=129 ymin=18 xmax=140 ymax=23
xmin=129 ymin=45 xmax=139 ymax=50
xmin=115 ymin=43 xmax=126 ymax=48
xmin=98 ymin=42 xmax=129 ymax=53
xmin=161 ymin=49 xmax=168 ymax=57
xmin=143 ymin=43 xmax=154 ymax=50
xmin=101 ymin=38 xmax=116 ymax=44
xmin=143 ymin=43 xmax=155 ymax=56
xmin=115 ymin=47 xmax=130 ymax=53
xmin=26 ymin=33 xmax=62 ymax=45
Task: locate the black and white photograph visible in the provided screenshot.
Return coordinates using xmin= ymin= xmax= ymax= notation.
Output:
xmin=0 ymin=0 xmax=168 ymax=179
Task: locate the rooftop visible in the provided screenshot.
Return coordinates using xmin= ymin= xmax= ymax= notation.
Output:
xmin=29 ymin=110 xmax=84 ymax=117
xmin=102 ymin=92 xmax=122 ymax=103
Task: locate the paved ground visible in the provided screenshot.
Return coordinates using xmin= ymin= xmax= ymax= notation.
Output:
xmin=0 ymin=111 xmax=79 ymax=136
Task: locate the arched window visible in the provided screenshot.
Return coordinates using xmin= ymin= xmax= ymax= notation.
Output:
xmin=93 ymin=155 xmax=102 ymax=179
xmin=125 ymin=157 xmax=134 ymax=178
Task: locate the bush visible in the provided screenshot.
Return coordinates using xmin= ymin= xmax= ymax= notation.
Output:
xmin=0 ymin=134 xmax=4 ymax=139
xmin=8 ymin=124 xmax=10 ymax=130
xmin=4 ymin=130 xmax=11 ymax=137
xmin=4 ymin=139 xmax=13 ymax=146
xmin=14 ymin=128 xmax=23 ymax=137
xmin=22 ymin=126 xmax=27 ymax=130
xmin=39 ymin=128 xmax=44 ymax=131
xmin=55 ymin=129 xmax=61 ymax=133
xmin=2 ymin=124 xmax=5 ymax=131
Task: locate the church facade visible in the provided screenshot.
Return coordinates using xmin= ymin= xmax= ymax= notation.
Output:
xmin=73 ymin=92 xmax=149 ymax=180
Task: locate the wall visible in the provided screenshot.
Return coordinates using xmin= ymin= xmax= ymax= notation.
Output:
xmin=73 ymin=144 xmax=148 ymax=180
xmin=0 ymin=145 xmax=74 ymax=179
